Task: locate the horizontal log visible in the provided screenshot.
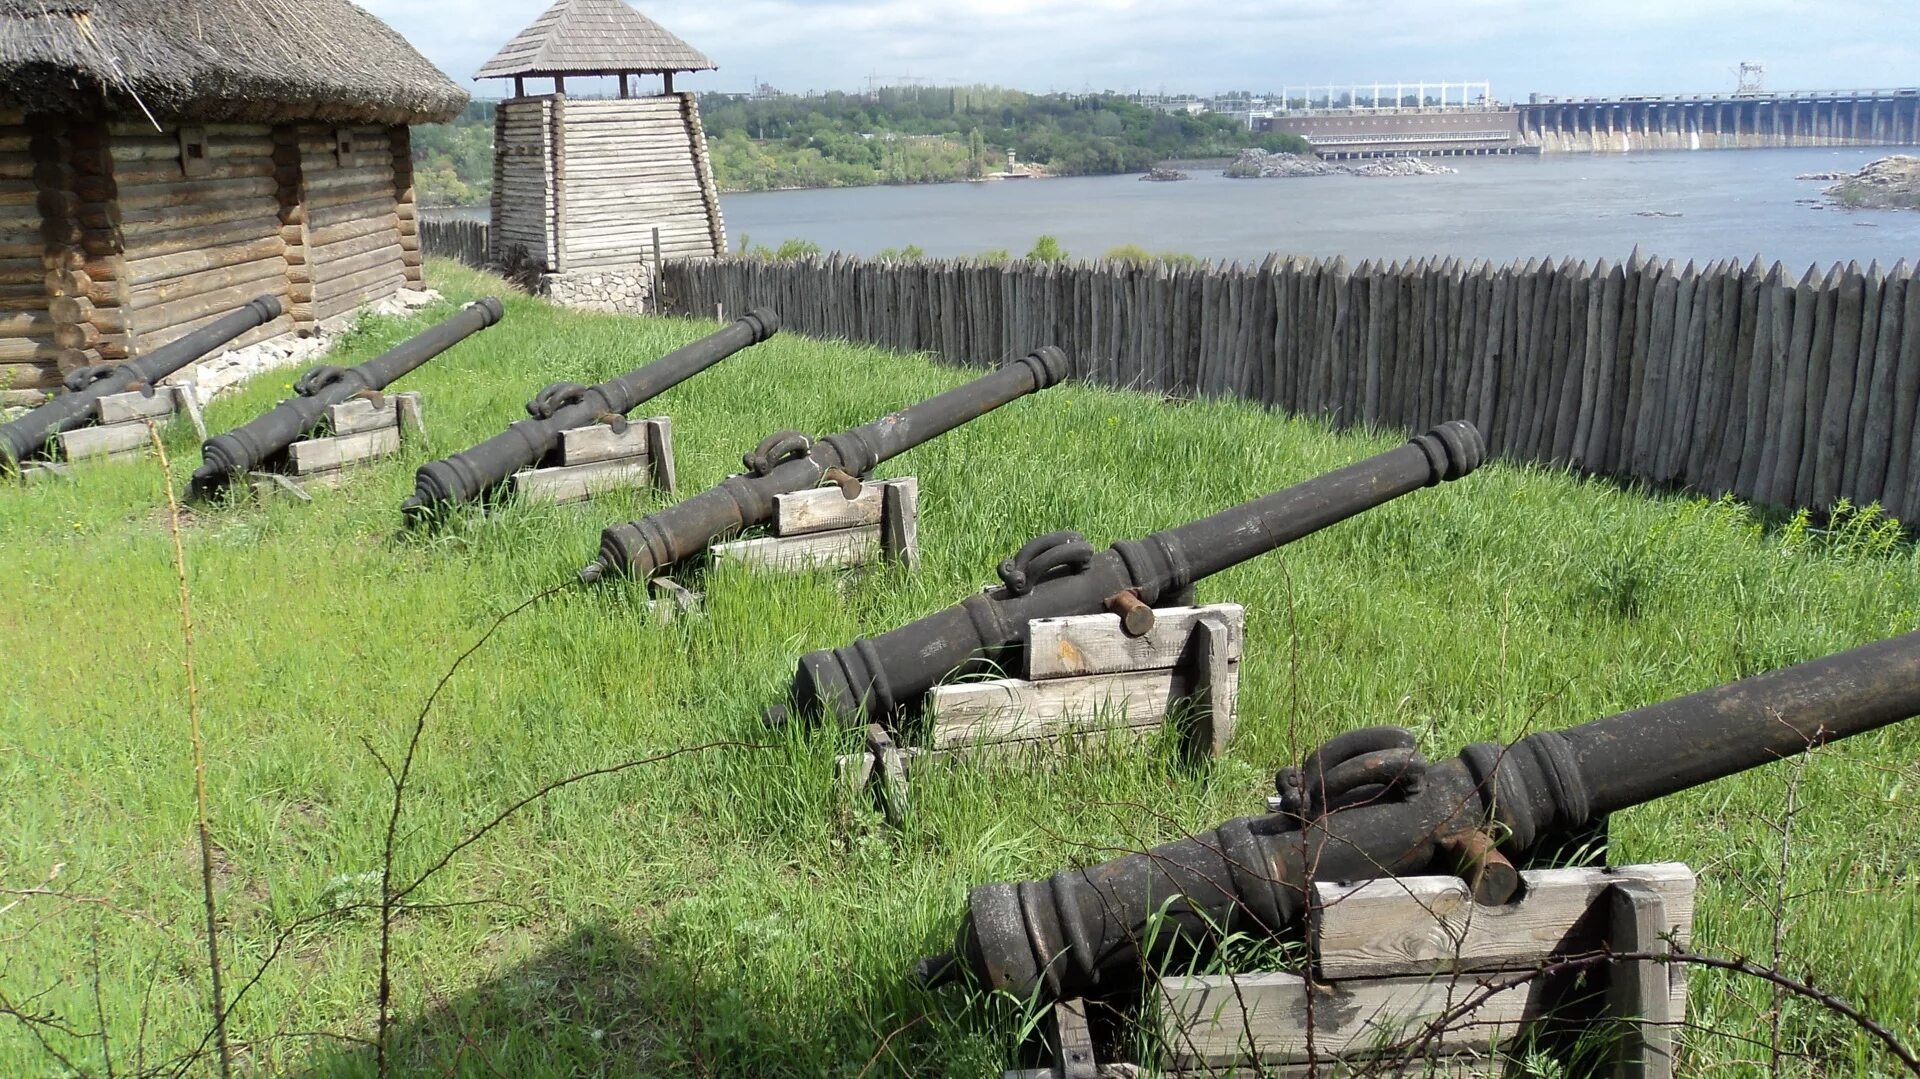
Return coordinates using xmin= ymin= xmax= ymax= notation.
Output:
xmin=311 ymin=225 xmax=401 ymax=265
xmin=125 ymin=234 xmax=287 ymax=287
xmin=132 ymin=279 xmax=290 ymax=341
xmin=103 ymin=157 xmax=275 ymax=189
xmin=313 ymin=242 xmax=403 ymax=291
xmin=308 ymin=196 xmax=399 ymax=231
xmin=0 ymin=255 xmax=50 ymax=285
xmin=315 ymin=281 xmax=404 ymax=321
xmin=120 ymin=201 xmax=278 ymax=238
xmin=0 ymin=336 xmax=65 ymax=361
xmin=129 ymin=255 xmax=287 ymax=312
xmin=123 ymin=216 xmax=280 ymax=259
xmin=0 ymin=308 xmax=54 ymax=337
xmin=114 ymin=174 xmax=278 ymax=211
xmin=0 ymin=360 xmax=57 ymax=389
xmin=138 ymin=310 xmax=292 ymax=357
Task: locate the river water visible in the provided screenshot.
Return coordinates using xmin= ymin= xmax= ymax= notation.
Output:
xmin=429 ymin=148 xmax=1920 ymax=273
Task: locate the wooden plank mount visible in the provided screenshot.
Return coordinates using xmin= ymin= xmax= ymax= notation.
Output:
xmin=28 ymin=383 xmax=207 ymax=480
xmin=709 ymin=475 xmax=920 ymax=574
xmin=508 ymin=413 xmax=675 ymax=506
xmin=1007 ymin=861 xmax=1694 ymax=1077
xmin=247 ymin=391 xmax=422 ymax=499
xmin=838 ymin=603 xmax=1243 ymax=826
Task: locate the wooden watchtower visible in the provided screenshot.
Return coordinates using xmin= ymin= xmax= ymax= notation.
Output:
xmin=477 ymin=0 xmax=726 ymax=306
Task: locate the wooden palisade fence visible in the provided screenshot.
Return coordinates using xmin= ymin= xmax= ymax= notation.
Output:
xmin=419 ymin=218 xmax=490 ymax=269
xmin=660 ymin=253 xmax=1920 ymax=520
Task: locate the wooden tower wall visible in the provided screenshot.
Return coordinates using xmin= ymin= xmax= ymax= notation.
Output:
xmin=492 ymin=97 xmax=557 ymax=269
xmin=490 ymin=92 xmax=725 ymax=275
xmin=557 ymin=94 xmax=725 ymax=268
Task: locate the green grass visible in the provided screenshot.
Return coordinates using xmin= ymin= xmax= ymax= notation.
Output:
xmin=3 ymin=260 xmax=1918 ymax=1077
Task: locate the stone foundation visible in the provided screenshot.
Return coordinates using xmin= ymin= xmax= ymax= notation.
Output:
xmin=537 ymin=266 xmax=654 ymax=314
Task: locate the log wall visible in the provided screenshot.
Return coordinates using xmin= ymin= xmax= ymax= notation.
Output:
xmin=0 ymin=119 xmax=63 ymax=390
xmin=297 ymin=124 xmax=405 ymax=324
xmin=663 ymin=253 xmax=1920 ymax=520
xmin=108 ymin=122 xmax=294 ymax=355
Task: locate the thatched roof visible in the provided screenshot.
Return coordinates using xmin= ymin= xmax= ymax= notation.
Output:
xmin=475 ymin=0 xmax=715 ymax=81
xmin=0 ymin=0 xmax=467 ymax=125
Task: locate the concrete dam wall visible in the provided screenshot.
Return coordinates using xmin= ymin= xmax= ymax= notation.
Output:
xmin=1518 ymin=90 xmax=1920 ymax=153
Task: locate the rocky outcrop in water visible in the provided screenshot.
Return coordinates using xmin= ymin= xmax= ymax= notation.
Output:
xmin=1824 ymin=155 xmax=1920 ymax=210
xmin=1346 ymin=157 xmax=1457 ymax=177
xmin=1223 ymin=149 xmax=1456 ymax=179
xmin=1140 ymin=166 xmax=1190 ymax=182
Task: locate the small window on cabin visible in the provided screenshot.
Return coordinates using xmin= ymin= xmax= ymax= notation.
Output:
xmin=179 ymin=127 xmax=209 ymax=178
xmin=335 ymin=128 xmax=356 ymax=166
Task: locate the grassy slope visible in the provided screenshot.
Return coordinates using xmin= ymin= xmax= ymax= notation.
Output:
xmin=2 ymin=261 xmax=1917 ymax=1077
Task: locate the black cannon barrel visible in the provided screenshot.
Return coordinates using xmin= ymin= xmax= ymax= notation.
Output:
xmin=579 ymin=345 xmax=1073 ymax=583
xmin=918 ymin=629 xmax=1920 ymax=1002
xmin=401 ymin=308 xmax=779 ymax=518
xmin=1 ymin=295 xmax=283 ymax=468
xmin=779 ymin=422 xmax=1484 ymax=725
xmin=190 ymin=298 xmax=503 ymax=497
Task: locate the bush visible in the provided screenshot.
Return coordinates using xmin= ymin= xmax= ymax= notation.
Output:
xmin=1025 ymin=235 xmax=1068 ymax=263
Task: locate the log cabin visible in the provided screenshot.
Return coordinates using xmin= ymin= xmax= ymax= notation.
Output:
xmin=0 ymin=0 xmax=466 ymax=403
xmin=477 ymin=0 xmax=726 ymax=310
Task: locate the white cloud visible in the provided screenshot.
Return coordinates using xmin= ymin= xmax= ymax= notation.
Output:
xmin=357 ymin=0 xmax=1920 ymax=99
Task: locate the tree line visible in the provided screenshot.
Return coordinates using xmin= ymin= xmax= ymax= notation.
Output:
xmin=409 ymin=89 xmax=1310 ymax=205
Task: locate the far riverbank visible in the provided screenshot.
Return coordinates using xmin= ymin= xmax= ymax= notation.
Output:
xmin=425 ymin=148 xmax=1920 ymax=270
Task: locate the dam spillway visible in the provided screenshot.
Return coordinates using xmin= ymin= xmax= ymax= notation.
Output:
xmin=1257 ymin=88 xmax=1920 ymax=159
xmin=1518 ymin=88 xmax=1920 ymax=153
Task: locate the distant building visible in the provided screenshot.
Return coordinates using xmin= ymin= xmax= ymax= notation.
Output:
xmin=0 ymin=0 xmax=464 ymax=398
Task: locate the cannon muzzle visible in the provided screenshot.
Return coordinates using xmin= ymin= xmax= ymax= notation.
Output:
xmin=191 ymin=298 xmax=503 ymax=496
xmin=784 ymin=421 xmax=1485 ymax=725
xmin=579 ymin=345 xmax=1072 ymax=582
xmin=2 ymin=295 xmax=282 ymax=468
xmin=920 ymin=628 xmax=1920 ymax=1003
xmin=402 ymin=308 xmax=778 ymax=519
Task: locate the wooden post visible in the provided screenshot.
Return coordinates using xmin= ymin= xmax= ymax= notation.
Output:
xmin=1605 ymin=881 xmax=1677 ymax=1079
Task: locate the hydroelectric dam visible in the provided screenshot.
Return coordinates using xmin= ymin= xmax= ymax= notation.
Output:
xmin=1255 ymin=86 xmax=1920 ymax=159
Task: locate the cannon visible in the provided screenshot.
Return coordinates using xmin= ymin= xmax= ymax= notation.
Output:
xmin=402 ymin=308 xmax=779 ymax=519
xmin=915 ymin=629 xmax=1920 ymax=1001
xmin=578 ymin=345 xmax=1074 ymax=583
xmin=190 ymin=298 xmax=504 ymax=497
xmin=1 ymin=295 xmax=283 ymax=469
xmin=771 ymin=422 xmax=1485 ymax=726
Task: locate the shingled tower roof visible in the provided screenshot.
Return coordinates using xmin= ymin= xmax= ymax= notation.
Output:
xmin=475 ymin=0 xmax=715 ymax=80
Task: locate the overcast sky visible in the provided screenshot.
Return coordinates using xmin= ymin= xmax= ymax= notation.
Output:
xmin=360 ymin=0 xmax=1920 ymax=101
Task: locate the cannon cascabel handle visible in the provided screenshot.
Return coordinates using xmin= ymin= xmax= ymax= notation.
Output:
xmin=745 ymin=430 xmax=812 ymax=475
xmin=997 ymin=531 xmax=1093 ymax=595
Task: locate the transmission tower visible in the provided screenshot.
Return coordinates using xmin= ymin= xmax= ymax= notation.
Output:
xmin=1736 ymin=61 xmax=1765 ymax=93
